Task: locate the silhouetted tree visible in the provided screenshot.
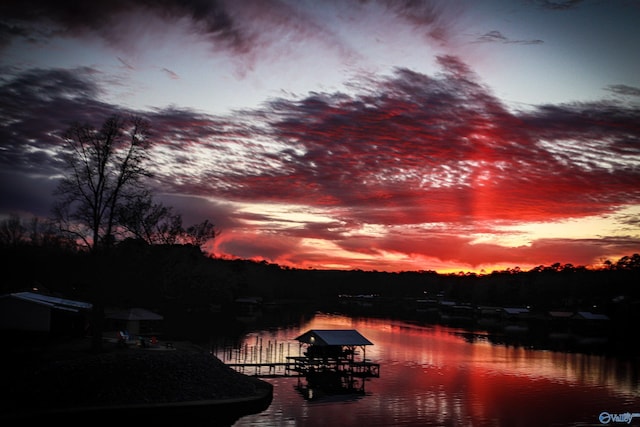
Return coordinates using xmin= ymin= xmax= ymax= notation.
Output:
xmin=117 ymin=191 xmax=184 ymax=245
xmin=0 ymin=213 xmax=26 ymax=246
xmin=184 ymin=219 xmax=220 ymax=248
xmin=52 ymin=114 xmax=152 ymax=253
xmin=615 ymin=254 xmax=640 ymax=270
xmin=50 ymin=114 xmax=154 ymax=352
xmin=117 ymin=192 xmax=220 ymax=249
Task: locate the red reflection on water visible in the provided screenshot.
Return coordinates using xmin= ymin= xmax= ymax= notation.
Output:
xmin=233 ymin=314 xmax=640 ymax=427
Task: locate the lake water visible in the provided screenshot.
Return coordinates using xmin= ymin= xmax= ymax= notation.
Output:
xmin=218 ymin=313 xmax=639 ymax=426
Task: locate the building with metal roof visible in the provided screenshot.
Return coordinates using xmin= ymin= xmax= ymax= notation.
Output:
xmin=4 ymin=291 xmax=92 ymax=311
xmin=0 ymin=291 xmax=92 ymax=334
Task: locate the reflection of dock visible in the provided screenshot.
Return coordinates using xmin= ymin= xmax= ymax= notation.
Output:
xmin=287 ymin=355 xmax=380 ymax=377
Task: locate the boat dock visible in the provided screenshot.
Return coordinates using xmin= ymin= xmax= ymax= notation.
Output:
xmin=212 ymin=329 xmax=381 ymax=380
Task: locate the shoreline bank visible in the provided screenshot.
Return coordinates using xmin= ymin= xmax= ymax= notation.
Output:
xmin=1 ymin=336 xmax=273 ymax=426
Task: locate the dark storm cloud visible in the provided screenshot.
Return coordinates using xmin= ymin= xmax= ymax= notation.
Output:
xmin=379 ymin=0 xmax=459 ymax=43
xmin=532 ymin=0 xmax=585 ymax=10
xmin=0 ymin=66 xmax=238 ymax=177
xmin=474 ymin=30 xmax=544 ymax=45
xmin=0 ymin=171 xmax=58 ymax=217
xmin=605 ymin=84 xmax=640 ymax=98
xmin=0 ymin=21 xmax=31 ymax=47
xmin=0 ymin=0 xmax=460 ymax=62
xmin=117 ymin=57 xmax=135 ymax=70
xmin=161 ymin=68 xmax=179 ymax=80
xmin=521 ymin=102 xmax=640 ymax=162
xmin=0 ymin=68 xmax=120 ymax=175
xmin=0 ymin=0 xmax=249 ymax=53
xmin=0 ymin=67 xmax=138 ymax=214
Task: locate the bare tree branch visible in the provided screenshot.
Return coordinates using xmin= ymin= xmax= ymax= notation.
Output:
xmin=52 ymin=114 xmax=152 ymax=252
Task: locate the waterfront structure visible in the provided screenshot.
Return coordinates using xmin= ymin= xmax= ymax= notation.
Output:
xmin=290 ymin=329 xmax=378 ymax=372
xmin=289 ymin=329 xmax=380 ymax=397
xmin=218 ymin=329 xmax=380 ymax=397
xmin=0 ymin=291 xmax=92 ymax=335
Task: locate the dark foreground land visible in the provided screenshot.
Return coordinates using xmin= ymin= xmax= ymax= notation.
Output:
xmin=0 ymin=335 xmax=273 ymax=426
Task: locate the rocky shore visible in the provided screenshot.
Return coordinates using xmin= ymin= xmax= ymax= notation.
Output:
xmin=1 ymin=337 xmax=273 ymax=426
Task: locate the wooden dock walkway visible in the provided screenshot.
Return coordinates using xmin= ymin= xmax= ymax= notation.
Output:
xmin=223 ymin=356 xmax=380 ymax=378
xmin=223 ymin=362 xmax=298 ymax=377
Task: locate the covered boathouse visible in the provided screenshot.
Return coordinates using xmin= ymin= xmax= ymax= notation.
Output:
xmin=294 ymin=329 xmax=374 ymax=363
xmin=287 ymin=329 xmax=380 ymax=396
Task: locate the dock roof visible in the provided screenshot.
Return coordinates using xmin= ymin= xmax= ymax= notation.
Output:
xmin=295 ymin=329 xmax=374 ymax=346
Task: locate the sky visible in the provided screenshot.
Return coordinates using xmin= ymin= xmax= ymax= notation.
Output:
xmin=1 ymin=0 xmax=639 ymax=274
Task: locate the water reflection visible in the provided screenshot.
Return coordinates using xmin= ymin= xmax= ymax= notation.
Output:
xmin=228 ymin=313 xmax=639 ymax=426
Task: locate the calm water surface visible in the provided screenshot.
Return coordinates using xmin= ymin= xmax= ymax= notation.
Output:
xmin=224 ymin=313 xmax=639 ymax=426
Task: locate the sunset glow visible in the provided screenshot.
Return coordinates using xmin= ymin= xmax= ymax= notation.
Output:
xmin=1 ymin=1 xmax=639 ymax=273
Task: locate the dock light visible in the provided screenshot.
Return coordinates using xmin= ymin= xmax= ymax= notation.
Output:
xmin=310 ymin=336 xmax=315 ymax=343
